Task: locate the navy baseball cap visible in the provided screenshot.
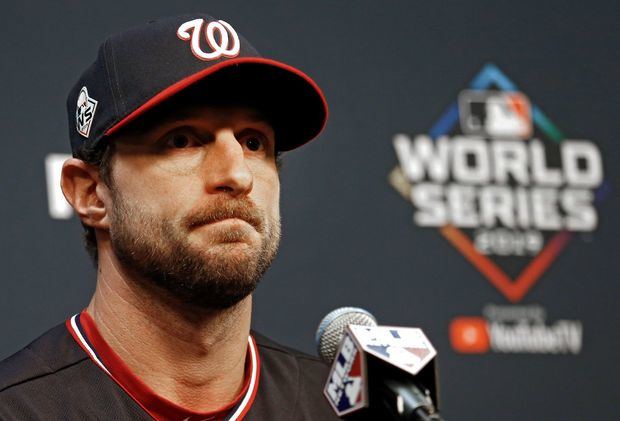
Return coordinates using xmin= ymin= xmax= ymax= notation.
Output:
xmin=67 ymin=13 xmax=328 ymax=155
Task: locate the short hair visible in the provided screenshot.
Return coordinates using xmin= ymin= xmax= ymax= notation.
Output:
xmin=73 ymin=77 xmax=286 ymax=266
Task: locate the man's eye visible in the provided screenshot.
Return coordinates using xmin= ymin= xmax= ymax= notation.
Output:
xmin=245 ymin=136 xmax=264 ymax=152
xmin=167 ymin=134 xmax=191 ymax=148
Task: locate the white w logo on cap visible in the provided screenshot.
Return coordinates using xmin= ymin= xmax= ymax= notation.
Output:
xmin=177 ymin=19 xmax=240 ymax=61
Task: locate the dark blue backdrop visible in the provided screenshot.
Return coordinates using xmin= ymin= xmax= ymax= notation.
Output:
xmin=1 ymin=1 xmax=618 ymax=420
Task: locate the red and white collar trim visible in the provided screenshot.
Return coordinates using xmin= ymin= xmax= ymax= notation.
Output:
xmin=66 ymin=311 xmax=260 ymax=421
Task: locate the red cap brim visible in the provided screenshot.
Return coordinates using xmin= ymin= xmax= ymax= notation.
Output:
xmin=104 ymin=57 xmax=328 ymax=151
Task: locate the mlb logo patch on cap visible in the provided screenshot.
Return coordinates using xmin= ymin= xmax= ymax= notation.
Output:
xmin=75 ymin=87 xmax=98 ymax=138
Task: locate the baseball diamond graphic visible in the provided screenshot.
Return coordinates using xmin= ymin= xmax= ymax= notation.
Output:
xmin=394 ymin=63 xmax=610 ymax=303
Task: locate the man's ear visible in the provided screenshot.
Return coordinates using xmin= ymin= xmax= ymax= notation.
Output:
xmin=61 ymin=158 xmax=111 ymax=229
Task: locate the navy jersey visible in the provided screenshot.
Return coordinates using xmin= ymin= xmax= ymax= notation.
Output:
xmin=0 ymin=313 xmax=340 ymax=420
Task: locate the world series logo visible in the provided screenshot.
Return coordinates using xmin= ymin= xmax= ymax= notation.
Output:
xmin=389 ymin=64 xmax=610 ymax=354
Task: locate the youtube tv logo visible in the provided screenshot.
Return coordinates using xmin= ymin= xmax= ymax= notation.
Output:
xmin=449 ymin=312 xmax=582 ymax=355
xmin=450 ymin=317 xmax=490 ymax=354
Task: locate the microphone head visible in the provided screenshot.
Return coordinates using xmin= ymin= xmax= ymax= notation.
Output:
xmin=316 ymin=307 xmax=377 ymax=363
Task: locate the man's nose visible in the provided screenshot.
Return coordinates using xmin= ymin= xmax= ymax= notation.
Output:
xmin=203 ymin=129 xmax=253 ymax=196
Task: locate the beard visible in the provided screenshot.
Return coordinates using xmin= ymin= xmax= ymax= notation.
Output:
xmin=108 ymin=191 xmax=281 ymax=310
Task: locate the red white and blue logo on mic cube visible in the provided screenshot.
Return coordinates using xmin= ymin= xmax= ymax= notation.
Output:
xmin=324 ymin=325 xmax=437 ymax=416
xmin=351 ymin=325 xmax=437 ymax=376
xmin=324 ymin=329 xmax=368 ymax=416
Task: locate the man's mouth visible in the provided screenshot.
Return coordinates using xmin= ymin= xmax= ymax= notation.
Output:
xmin=193 ymin=218 xmax=260 ymax=245
xmin=204 ymin=217 xmax=254 ymax=228
xmin=184 ymin=201 xmax=264 ymax=233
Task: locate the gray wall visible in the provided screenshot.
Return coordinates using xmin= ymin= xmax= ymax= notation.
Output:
xmin=2 ymin=1 xmax=619 ymax=420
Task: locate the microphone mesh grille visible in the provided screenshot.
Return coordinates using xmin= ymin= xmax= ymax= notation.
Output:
xmin=316 ymin=307 xmax=377 ymax=363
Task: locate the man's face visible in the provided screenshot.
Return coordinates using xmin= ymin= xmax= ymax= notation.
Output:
xmin=105 ymin=105 xmax=281 ymax=309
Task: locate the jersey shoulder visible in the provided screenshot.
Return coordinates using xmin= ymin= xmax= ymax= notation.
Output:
xmin=0 ymin=322 xmax=149 ymax=420
xmin=250 ymin=331 xmax=340 ymax=420
xmin=0 ymin=322 xmax=86 ymax=392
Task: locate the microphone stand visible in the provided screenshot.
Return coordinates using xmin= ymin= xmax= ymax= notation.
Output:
xmin=375 ymin=379 xmax=444 ymax=421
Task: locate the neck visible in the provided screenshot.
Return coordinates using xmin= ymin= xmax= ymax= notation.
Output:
xmin=87 ymin=241 xmax=252 ymax=413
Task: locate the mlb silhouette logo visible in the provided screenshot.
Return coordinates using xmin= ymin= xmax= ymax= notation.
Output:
xmin=324 ymin=331 xmax=367 ymax=416
xmin=459 ymin=90 xmax=532 ymax=139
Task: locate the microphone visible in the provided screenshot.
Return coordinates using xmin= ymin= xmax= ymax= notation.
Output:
xmin=316 ymin=307 xmax=443 ymax=420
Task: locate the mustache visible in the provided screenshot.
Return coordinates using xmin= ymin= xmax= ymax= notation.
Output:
xmin=183 ymin=198 xmax=265 ymax=232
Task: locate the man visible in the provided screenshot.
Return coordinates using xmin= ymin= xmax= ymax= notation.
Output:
xmin=0 ymin=14 xmax=339 ymax=420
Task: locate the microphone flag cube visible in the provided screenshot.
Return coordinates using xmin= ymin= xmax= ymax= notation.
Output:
xmin=324 ymin=325 xmax=437 ymax=417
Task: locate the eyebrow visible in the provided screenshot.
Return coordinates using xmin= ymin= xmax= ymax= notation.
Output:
xmin=128 ymin=107 xmax=272 ymax=139
xmin=166 ymin=108 xmax=268 ymax=126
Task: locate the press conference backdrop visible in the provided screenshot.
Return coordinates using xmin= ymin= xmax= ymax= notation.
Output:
xmin=2 ymin=1 xmax=618 ymax=420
